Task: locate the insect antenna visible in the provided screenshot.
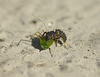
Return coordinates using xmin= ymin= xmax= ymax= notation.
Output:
xmin=34 ymin=16 xmax=48 ymax=32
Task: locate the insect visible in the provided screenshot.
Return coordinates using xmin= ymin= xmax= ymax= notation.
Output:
xmin=17 ymin=16 xmax=70 ymax=56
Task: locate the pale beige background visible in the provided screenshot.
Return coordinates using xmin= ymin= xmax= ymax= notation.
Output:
xmin=0 ymin=0 xmax=100 ymax=77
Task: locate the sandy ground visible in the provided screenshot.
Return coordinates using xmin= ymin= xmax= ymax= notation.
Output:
xmin=0 ymin=0 xmax=100 ymax=77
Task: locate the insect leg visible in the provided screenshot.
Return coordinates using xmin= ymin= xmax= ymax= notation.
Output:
xmin=49 ymin=48 xmax=53 ymax=57
xmin=61 ymin=37 xmax=71 ymax=48
xmin=30 ymin=32 xmax=41 ymax=39
xmin=49 ymin=47 xmax=56 ymax=57
xmin=52 ymin=44 xmax=56 ymax=56
xmin=51 ymin=40 xmax=58 ymax=56
xmin=42 ymin=32 xmax=47 ymax=36
xmin=17 ymin=32 xmax=41 ymax=46
xmin=65 ymin=42 xmax=71 ymax=48
xmin=49 ymin=40 xmax=59 ymax=56
xmin=55 ymin=40 xmax=58 ymax=47
xmin=37 ymin=32 xmax=42 ymax=36
xmin=30 ymin=30 xmax=45 ymax=39
xmin=37 ymin=30 xmax=44 ymax=36
xmin=17 ymin=39 xmax=31 ymax=46
xmin=41 ymin=30 xmax=45 ymax=34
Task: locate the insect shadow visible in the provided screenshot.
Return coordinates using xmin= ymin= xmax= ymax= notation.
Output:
xmin=31 ymin=37 xmax=43 ymax=51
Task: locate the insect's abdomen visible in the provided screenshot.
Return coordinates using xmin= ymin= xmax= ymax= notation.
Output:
xmin=40 ymin=36 xmax=53 ymax=50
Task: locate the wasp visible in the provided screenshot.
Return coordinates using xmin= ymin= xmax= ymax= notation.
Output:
xmin=17 ymin=16 xmax=70 ymax=56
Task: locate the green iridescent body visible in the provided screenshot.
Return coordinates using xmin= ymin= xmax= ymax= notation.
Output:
xmin=40 ymin=36 xmax=54 ymax=50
